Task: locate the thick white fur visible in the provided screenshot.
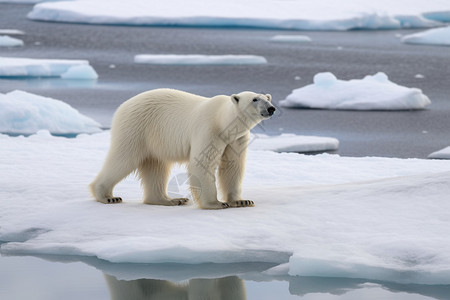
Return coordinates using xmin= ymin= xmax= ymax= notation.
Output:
xmin=89 ymin=88 xmax=273 ymax=209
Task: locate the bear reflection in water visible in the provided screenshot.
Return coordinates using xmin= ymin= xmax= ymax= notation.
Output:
xmin=105 ymin=275 xmax=246 ymax=300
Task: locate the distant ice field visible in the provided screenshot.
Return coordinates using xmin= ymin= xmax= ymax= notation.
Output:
xmin=27 ymin=0 xmax=450 ymax=30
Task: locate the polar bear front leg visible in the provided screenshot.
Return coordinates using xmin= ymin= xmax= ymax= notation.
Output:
xmin=218 ymin=134 xmax=254 ymax=208
xmin=189 ymin=141 xmax=229 ymax=209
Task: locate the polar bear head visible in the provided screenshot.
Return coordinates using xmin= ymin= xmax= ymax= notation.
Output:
xmin=231 ymin=92 xmax=275 ymax=121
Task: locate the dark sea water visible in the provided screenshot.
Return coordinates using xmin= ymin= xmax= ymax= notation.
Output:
xmin=1 ymin=3 xmax=450 ymax=299
xmin=2 ymin=4 xmax=450 ymax=158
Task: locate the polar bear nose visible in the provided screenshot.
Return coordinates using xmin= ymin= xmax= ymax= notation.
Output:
xmin=267 ymin=106 xmax=276 ymax=116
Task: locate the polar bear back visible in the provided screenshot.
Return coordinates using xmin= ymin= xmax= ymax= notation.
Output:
xmin=110 ymin=88 xmax=228 ymax=163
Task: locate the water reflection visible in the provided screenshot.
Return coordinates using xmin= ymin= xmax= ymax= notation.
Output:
xmin=0 ymin=253 xmax=449 ymax=300
xmin=105 ymin=275 xmax=246 ymax=300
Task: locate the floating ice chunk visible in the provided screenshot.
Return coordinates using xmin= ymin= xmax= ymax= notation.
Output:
xmin=402 ymin=25 xmax=450 ymax=46
xmin=270 ymin=35 xmax=311 ymax=43
xmin=0 ymin=56 xmax=98 ymax=78
xmin=0 ymin=29 xmax=25 ymax=35
xmin=60 ymin=65 xmax=98 ymax=80
xmin=134 ymin=54 xmax=267 ymax=65
xmin=250 ymin=133 xmax=338 ymax=153
xmin=428 ymin=146 xmax=450 ymax=159
xmin=280 ymin=72 xmax=431 ymax=110
xmin=0 ymin=35 xmax=24 ymax=47
xmin=0 ymin=90 xmax=102 ymax=135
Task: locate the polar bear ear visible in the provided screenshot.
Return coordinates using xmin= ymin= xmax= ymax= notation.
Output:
xmin=231 ymin=94 xmax=240 ymax=104
xmin=266 ymin=94 xmax=272 ymax=102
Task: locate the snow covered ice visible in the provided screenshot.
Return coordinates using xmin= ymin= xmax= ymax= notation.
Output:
xmin=0 ymin=57 xmax=98 ymax=79
xmin=0 ymin=90 xmax=101 ymax=135
xmin=26 ymin=0 xmax=450 ymax=30
xmin=134 ymin=54 xmax=267 ymax=65
xmin=1 ymin=95 xmax=450 ymax=284
xmin=1 ymin=128 xmax=450 ymax=283
xmin=280 ymin=72 xmax=431 ymax=110
xmin=402 ymin=25 xmax=450 ymax=46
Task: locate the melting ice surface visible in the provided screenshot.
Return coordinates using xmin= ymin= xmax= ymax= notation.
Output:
xmin=26 ymin=0 xmax=450 ymax=30
xmin=280 ymin=72 xmax=431 ymax=110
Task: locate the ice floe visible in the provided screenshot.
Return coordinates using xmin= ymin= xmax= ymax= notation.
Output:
xmin=279 ymin=72 xmax=431 ymax=110
xmin=134 ymin=54 xmax=267 ymax=65
xmin=270 ymin=35 xmax=312 ymax=43
xmin=402 ymin=25 xmax=450 ymax=46
xmin=0 ymin=35 xmax=24 ymax=47
xmin=0 ymin=56 xmax=98 ymax=79
xmin=0 ymin=29 xmax=25 ymax=35
xmin=0 ymin=90 xmax=102 ymax=135
xmin=60 ymin=64 xmax=99 ymax=80
xmin=428 ymin=146 xmax=450 ymax=159
xmin=250 ymin=133 xmax=338 ymax=153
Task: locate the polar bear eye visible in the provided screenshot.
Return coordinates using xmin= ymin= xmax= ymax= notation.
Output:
xmin=253 ymin=98 xmax=258 ymax=102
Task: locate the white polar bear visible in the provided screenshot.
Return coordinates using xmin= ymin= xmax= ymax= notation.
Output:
xmin=90 ymin=88 xmax=275 ymax=209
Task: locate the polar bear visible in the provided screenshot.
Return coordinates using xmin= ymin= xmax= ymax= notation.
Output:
xmin=89 ymin=88 xmax=275 ymax=209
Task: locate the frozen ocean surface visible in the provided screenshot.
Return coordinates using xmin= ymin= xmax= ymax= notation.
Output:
xmin=279 ymin=72 xmax=431 ymax=110
xmin=26 ymin=0 xmax=450 ymax=30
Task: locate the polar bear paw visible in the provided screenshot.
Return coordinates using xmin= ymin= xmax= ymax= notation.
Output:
xmin=144 ymin=197 xmax=189 ymax=206
xmin=201 ymin=201 xmax=230 ymax=209
xmin=170 ymin=198 xmax=189 ymax=206
xmin=97 ymin=197 xmax=122 ymax=204
xmin=228 ymin=200 xmax=254 ymax=207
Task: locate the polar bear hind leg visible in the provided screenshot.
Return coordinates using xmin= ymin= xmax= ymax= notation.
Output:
xmin=138 ymin=158 xmax=189 ymax=206
xmin=90 ymin=149 xmax=138 ymax=204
